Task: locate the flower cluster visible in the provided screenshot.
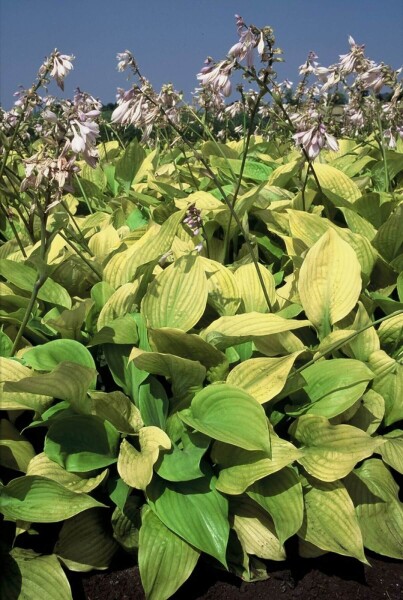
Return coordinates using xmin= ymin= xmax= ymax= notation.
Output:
xmin=183 ymin=203 xmax=203 ymax=252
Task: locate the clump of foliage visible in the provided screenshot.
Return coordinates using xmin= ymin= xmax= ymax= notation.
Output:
xmin=0 ymin=15 xmax=402 ymax=600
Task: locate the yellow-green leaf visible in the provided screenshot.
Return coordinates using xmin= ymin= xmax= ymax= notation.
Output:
xmin=234 ymin=263 xmax=276 ymax=313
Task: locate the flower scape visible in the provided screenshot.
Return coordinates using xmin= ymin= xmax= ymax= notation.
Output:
xmin=0 ymin=15 xmax=402 ymax=600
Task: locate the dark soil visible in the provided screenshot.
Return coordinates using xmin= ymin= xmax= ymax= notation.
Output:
xmin=72 ymin=550 xmax=403 ymax=600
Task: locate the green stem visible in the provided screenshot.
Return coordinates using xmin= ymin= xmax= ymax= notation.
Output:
xmin=10 ymin=274 xmax=46 ymax=355
xmin=59 ymin=230 xmax=102 ymax=279
xmin=74 ymin=174 xmax=93 ymax=214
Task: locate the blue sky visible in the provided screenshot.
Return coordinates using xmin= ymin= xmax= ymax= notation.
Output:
xmin=1 ymin=0 xmax=402 ymax=108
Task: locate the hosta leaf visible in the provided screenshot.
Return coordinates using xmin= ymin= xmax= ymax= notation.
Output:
xmin=139 ymin=506 xmax=200 ymax=600
xmin=313 ymin=163 xmax=361 ymax=205
xmin=202 ymin=312 xmax=310 ymax=349
xmin=231 ymin=497 xmax=285 ymax=561
xmin=147 ymin=475 xmax=229 ymax=566
xmin=90 ymin=314 xmax=139 ymax=346
xmin=299 ymin=476 xmax=368 ymax=563
xmin=247 ymin=468 xmax=303 ymax=545
xmin=179 ymin=384 xmax=271 ymax=454
xmin=227 ymin=352 xmax=302 ymax=404
xmin=0 ymin=259 xmax=71 ymax=308
xmin=345 ymin=459 xmax=403 ymax=559
xmin=0 ymin=549 xmax=72 ymax=600
xmin=0 ymin=357 xmax=53 ymax=413
xmin=298 ymin=229 xmax=362 ymax=338
xmin=234 ymin=263 xmax=276 ymax=313
xmin=287 ymin=358 xmax=373 ymax=418
xmin=4 ymin=361 xmax=96 ymax=407
xmin=0 ymin=419 xmax=35 ymax=472
xmin=88 ymin=390 xmax=143 ymax=433
xmin=55 ymin=509 xmax=118 ymax=571
xmin=379 ymin=430 xmax=403 ymax=474
xmin=0 ymin=475 xmax=105 ymax=522
xmin=111 ymin=497 xmax=142 ymax=552
xmin=199 ymin=257 xmax=241 ymax=316
xmin=97 ymin=282 xmax=140 ymax=329
xmin=347 ymin=389 xmax=385 ymax=435
xmin=373 ymin=363 xmax=403 ymax=426
xmin=118 ymin=428 xmax=171 ymax=490
xmin=155 ymin=431 xmax=210 ymax=482
xmin=88 ymin=224 xmax=120 ymax=261
xmin=289 ymin=415 xmax=380 ymax=481
xmin=378 ymin=313 xmax=403 ymax=348
xmin=115 ymin=137 xmax=146 ymax=191
xmin=45 ymin=415 xmax=120 ymax=472
xmin=268 ymin=159 xmax=301 ymax=187
xmin=142 ymin=253 xmax=208 ymax=331
xmin=214 ymin=436 xmax=302 ymax=495
xmin=27 ymin=453 xmax=108 ymax=493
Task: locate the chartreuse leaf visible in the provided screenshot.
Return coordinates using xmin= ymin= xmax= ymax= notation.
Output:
xmin=373 ymin=363 xmax=403 ymax=426
xmin=55 ymin=509 xmax=118 ymax=571
xmin=87 ymin=390 xmax=143 ymax=434
xmin=289 ymin=415 xmax=381 ymax=481
xmin=0 ymin=259 xmax=71 ymax=308
xmin=345 ymin=459 xmax=403 ymax=559
xmin=0 ymin=549 xmax=72 ymax=600
xmin=234 ymin=263 xmax=276 ymax=313
xmin=90 ymin=314 xmax=139 ymax=346
xmin=111 ymin=496 xmax=142 ymax=552
xmin=286 ymin=358 xmax=373 ymax=418
xmin=201 ymin=312 xmax=309 ymax=349
xmin=129 ymin=347 xmax=206 ymax=408
xmin=88 ymin=224 xmax=120 ymax=261
xmin=298 ymin=229 xmax=362 ymax=338
xmin=231 ymin=496 xmax=286 ymax=561
xmin=179 ymin=384 xmax=271 ymax=454
xmin=22 ymin=339 xmax=96 ymax=385
xmin=142 ymin=253 xmax=208 ymax=331
xmin=0 ymin=418 xmax=35 ymax=472
xmin=147 ymin=475 xmax=229 ymax=566
xmin=97 ymin=282 xmax=140 ymax=329
xmin=45 ymin=415 xmax=120 ymax=472
xmin=118 ymin=428 xmax=171 ymax=490
xmin=199 ymin=257 xmax=241 ymax=316
xmin=247 ymin=468 xmax=303 ymax=545
xmin=4 ymin=362 xmax=96 ymax=408
xmin=155 ymin=431 xmax=210 ymax=482
xmin=378 ymin=312 xmax=403 ymax=349
xmin=0 ymin=358 xmax=53 ymax=413
xmin=227 ymin=352 xmax=302 ymax=404
xmin=139 ymin=506 xmax=200 ymax=600
xmin=214 ymin=436 xmax=302 ymax=495
xmin=313 ymin=163 xmax=362 ymax=205
xmin=27 ymin=453 xmax=108 ymax=493
xmin=299 ymin=476 xmax=368 ymax=563
xmin=378 ymin=430 xmax=403 ymax=474
xmin=0 ymin=475 xmax=105 ymax=522
xmin=348 ymin=390 xmax=385 ymax=435
xmin=115 ymin=137 xmax=146 ymax=191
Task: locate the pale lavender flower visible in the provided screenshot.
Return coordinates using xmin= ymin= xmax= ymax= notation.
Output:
xmin=49 ymin=51 xmax=74 ymax=90
xmin=299 ymin=51 xmax=319 ymax=75
xmin=116 ymin=50 xmax=136 ymax=72
xmin=293 ymin=123 xmax=339 ymax=159
xmin=197 ymin=59 xmax=234 ymax=97
xmin=359 ymin=62 xmax=385 ymax=93
xmin=339 ymin=36 xmax=366 ymax=74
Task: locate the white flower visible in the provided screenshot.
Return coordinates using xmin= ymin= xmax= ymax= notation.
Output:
xmin=116 ymin=50 xmax=136 ymax=72
xmin=293 ymin=123 xmax=338 ymax=159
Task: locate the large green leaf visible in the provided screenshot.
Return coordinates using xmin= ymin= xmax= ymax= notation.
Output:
xmin=0 ymin=549 xmax=73 ymax=600
xmin=299 ymin=476 xmax=368 ymax=563
xmin=247 ymin=467 xmax=304 ymax=545
xmin=0 ymin=358 xmax=53 ymax=413
xmin=142 ymin=253 xmax=208 ymax=331
xmin=286 ymin=358 xmax=373 ymax=418
xmin=199 ymin=257 xmax=241 ymax=316
xmin=378 ymin=430 xmax=403 ymax=474
xmin=0 ymin=475 xmax=105 ymax=522
xmin=155 ymin=431 xmax=210 ymax=482
xmin=27 ymin=453 xmax=108 ymax=493
xmin=298 ymin=229 xmax=362 ymax=338
xmin=45 ymin=415 xmax=120 ymax=472
xmin=147 ymin=475 xmax=229 ymax=566
xmin=87 ymin=390 xmax=143 ymax=434
xmin=289 ymin=415 xmax=380 ymax=481
xmin=180 ymin=384 xmax=271 ymax=454
xmin=234 ymin=263 xmax=276 ymax=313
xmin=139 ymin=506 xmax=200 ymax=600
xmin=345 ymin=459 xmax=403 ymax=559
xmin=0 ymin=419 xmax=35 ymax=472
xmin=0 ymin=259 xmax=71 ymax=308
xmin=118 ymin=428 xmax=171 ymax=490
xmin=313 ymin=163 xmax=362 ymax=205
xmin=55 ymin=509 xmax=118 ymax=571
xmin=115 ymin=138 xmax=146 ymax=191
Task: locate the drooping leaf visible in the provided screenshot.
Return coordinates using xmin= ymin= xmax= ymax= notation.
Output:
xmin=155 ymin=431 xmax=210 ymax=482
xmin=379 ymin=430 xmax=403 ymax=474
xmin=0 ymin=419 xmax=35 ymax=472
xmin=118 ymin=428 xmax=171 ymax=490
xmin=0 ymin=358 xmax=53 ymax=413
xmin=180 ymin=384 xmax=271 ymax=454
xmin=45 ymin=415 xmax=120 ymax=472
xmin=199 ymin=257 xmax=241 ymax=316
xmin=88 ymin=390 xmax=143 ymax=434
xmin=139 ymin=506 xmax=200 ymax=600
xmin=147 ymin=475 xmax=229 ymax=566
xmin=27 ymin=453 xmax=108 ymax=493
xmin=0 ymin=475 xmax=105 ymax=522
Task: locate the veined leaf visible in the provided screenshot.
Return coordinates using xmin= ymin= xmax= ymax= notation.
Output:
xmin=0 ymin=549 xmax=72 ymax=600
xmin=379 ymin=430 xmax=403 ymax=474
xmin=88 ymin=390 xmax=143 ymax=434
xmin=247 ymin=467 xmax=303 ymax=545
xmin=55 ymin=509 xmax=118 ymax=571
xmin=118 ymin=428 xmax=171 ymax=490
xmin=227 ymin=352 xmax=302 ymax=404
xmin=27 ymin=453 xmax=108 ymax=493
xmin=0 ymin=475 xmax=105 ymax=522
xmin=155 ymin=431 xmax=210 ymax=482
xmin=299 ymin=476 xmax=368 ymax=563
xmin=147 ymin=475 xmax=229 ymax=566
xmin=199 ymin=257 xmax=241 ymax=316
xmin=0 ymin=419 xmax=35 ymax=472
xmin=139 ymin=506 xmax=200 ymax=600
xmin=313 ymin=163 xmax=361 ymax=205
xmin=290 ymin=415 xmax=380 ymax=481
xmin=234 ymin=263 xmax=276 ymax=313
xmin=0 ymin=357 xmax=53 ymax=413
xmin=179 ymin=384 xmax=271 ymax=454
xmin=298 ymin=229 xmax=362 ymax=338
xmin=142 ymin=252 xmax=208 ymax=331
